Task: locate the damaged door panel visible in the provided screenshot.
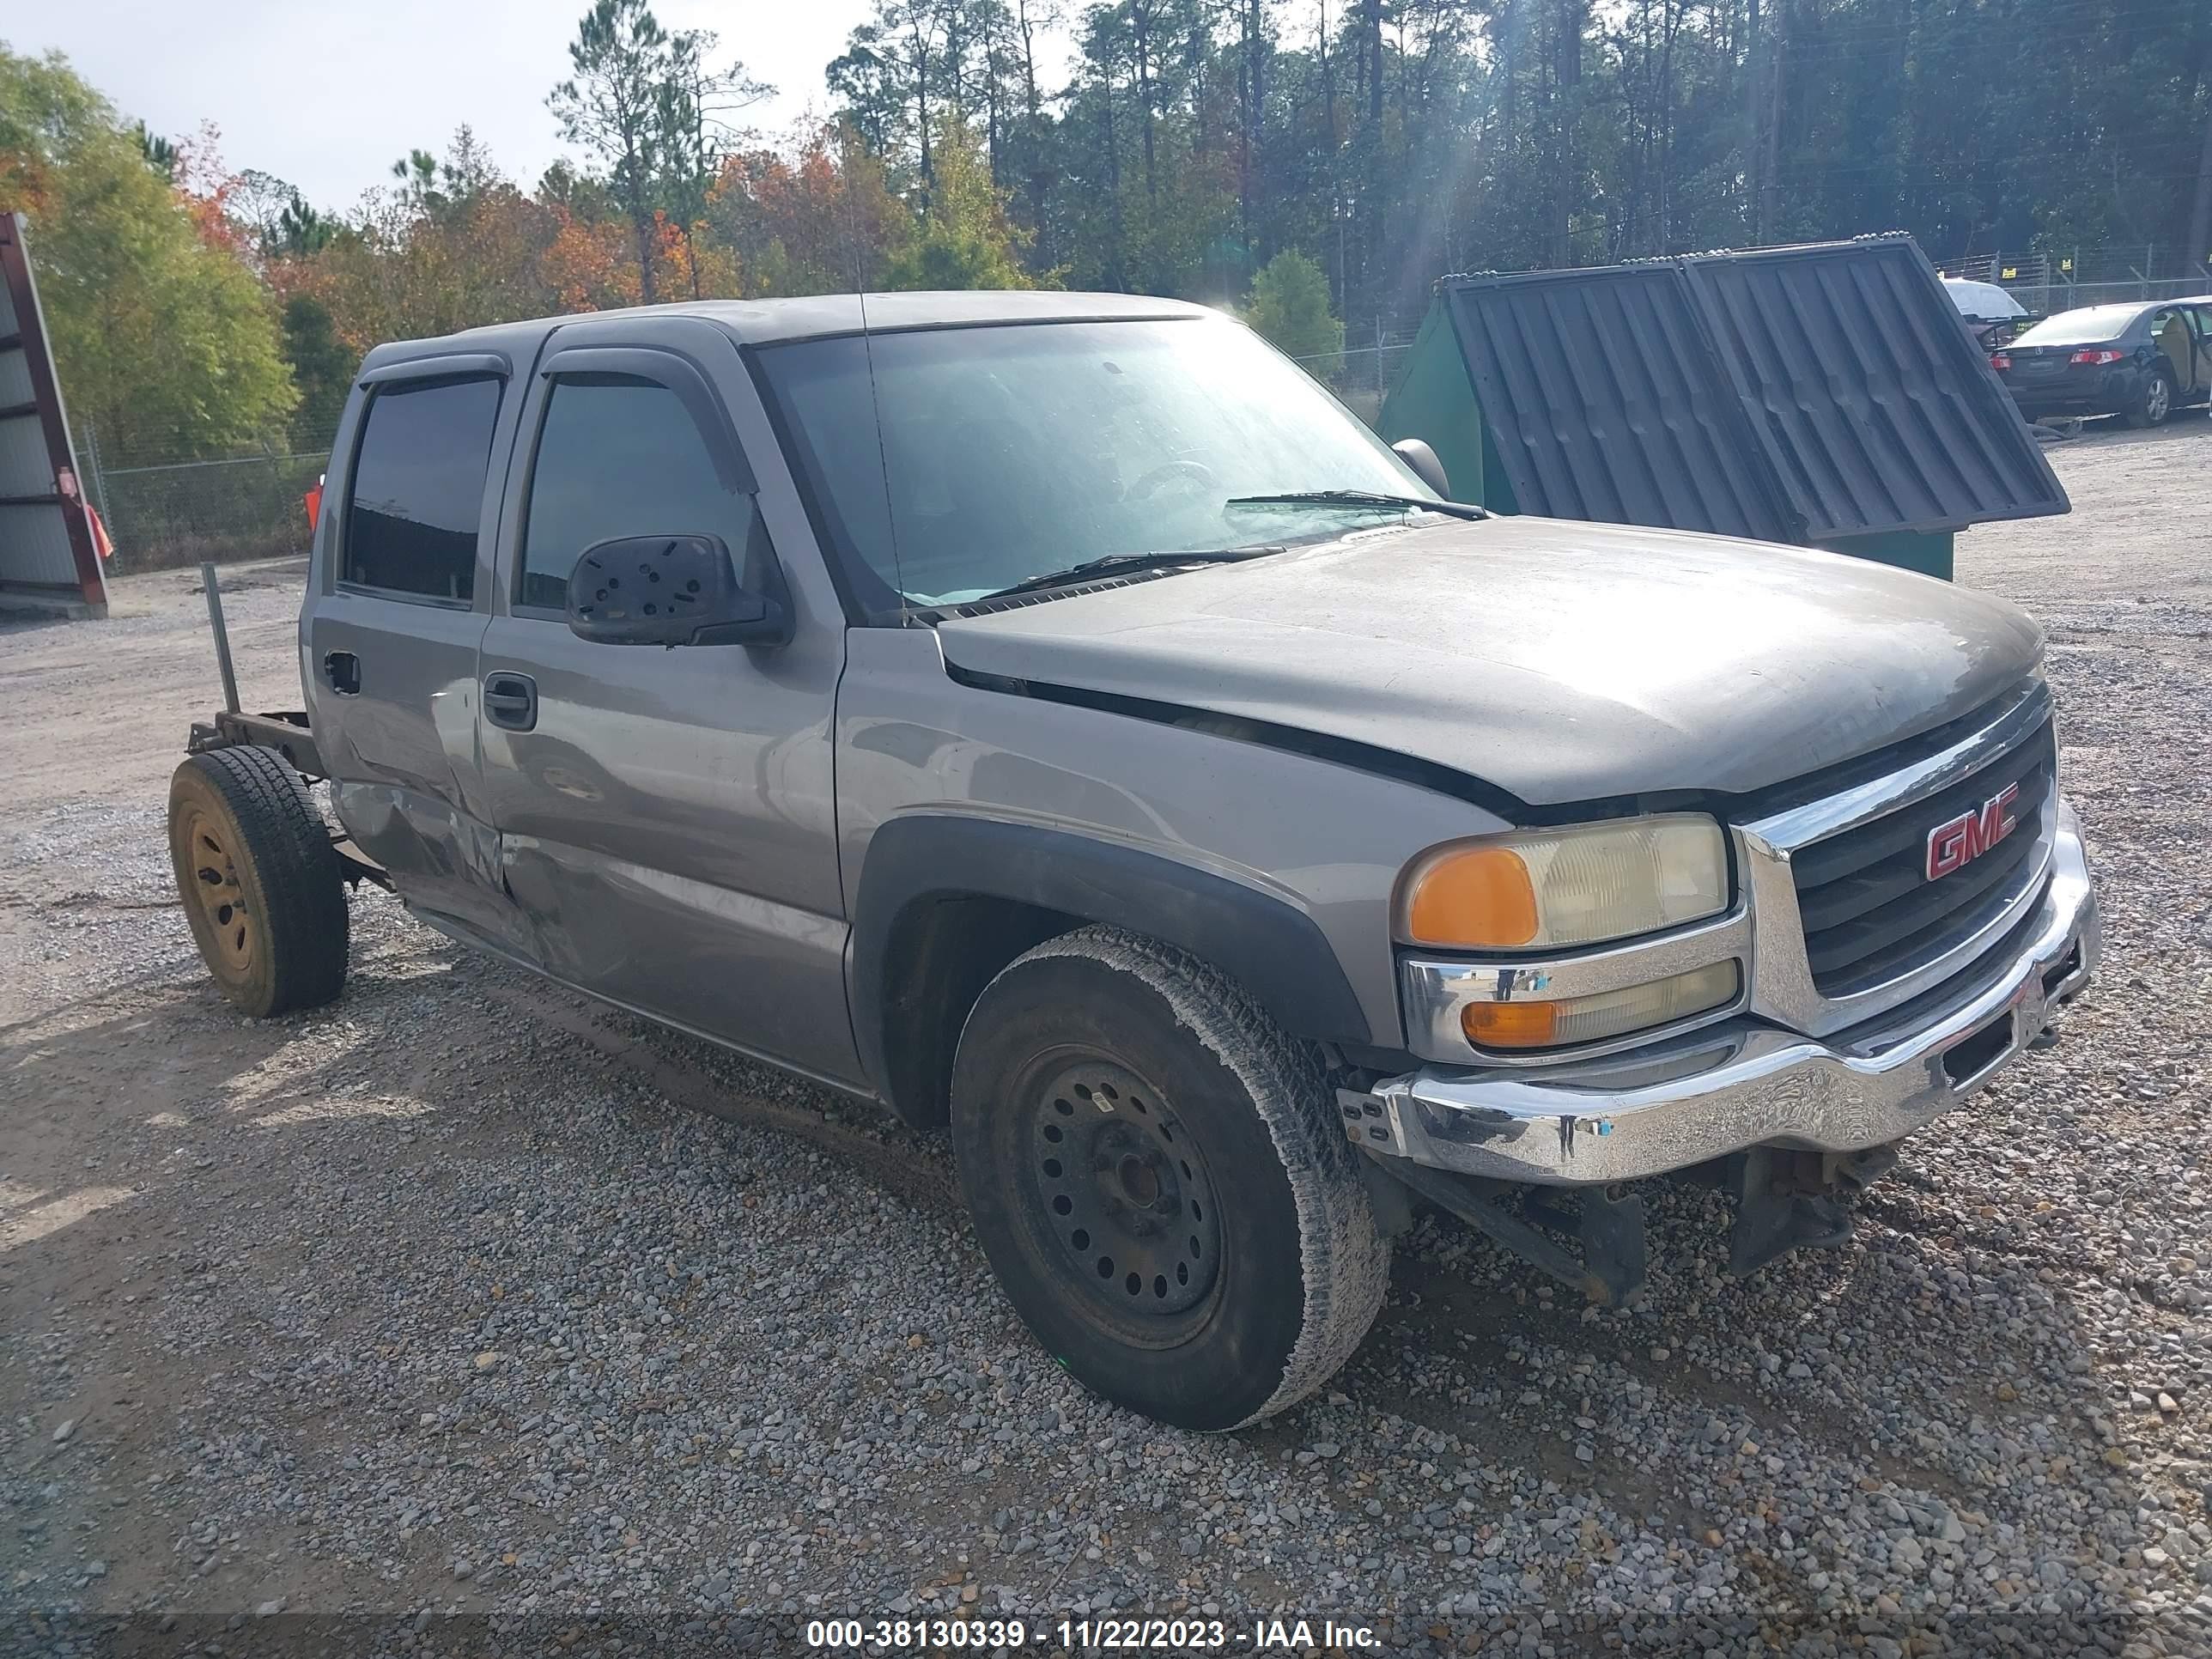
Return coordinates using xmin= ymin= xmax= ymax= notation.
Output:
xmin=302 ymin=355 xmax=536 ymax=957
xmin=472 ymin=315 xmax=860 ymax=1085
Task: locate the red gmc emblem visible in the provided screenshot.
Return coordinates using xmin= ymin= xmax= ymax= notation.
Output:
xmin=1925 ymin=783 xmax=2021 ymax=881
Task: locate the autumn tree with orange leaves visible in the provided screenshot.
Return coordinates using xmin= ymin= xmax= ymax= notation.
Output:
xmin=0 ymin=49 xmax=295 ymax=459
xmin=708 ymin=124 xmax=908 ymax=296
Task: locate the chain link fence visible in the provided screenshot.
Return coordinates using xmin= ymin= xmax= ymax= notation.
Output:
xmin=72 ymin=422 xmax=337 ymax=577
xmin=1996 ymin=276 xmax=2212 ymax=315
xmin=1292 ymin=338 xmax=1416 ymax=429
xmin=1937 ymin=246 xmax=2212 ymax=319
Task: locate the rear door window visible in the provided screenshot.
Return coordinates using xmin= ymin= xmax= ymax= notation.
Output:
xmin=518 ymin=373 xmax=761 ymax=613
xmin=2008 ymin=307 xmax=2141 ymax=349
xmin=343 ymin=376 xmax=503 ymax=601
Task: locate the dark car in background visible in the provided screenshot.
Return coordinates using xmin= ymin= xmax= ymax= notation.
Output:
xmin=1990 ymin=299 xmax=2212 ymax=427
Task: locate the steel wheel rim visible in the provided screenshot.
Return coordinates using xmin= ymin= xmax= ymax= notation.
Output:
xmin=2148 ymin=376 xmax=2170 ymax=420
xmin=1021 ymin=1056 xmax=1221 ymax=1328
xmin=182 ymin=807 xmax=255 ymax=975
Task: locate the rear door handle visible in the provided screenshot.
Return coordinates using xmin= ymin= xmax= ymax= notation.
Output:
xmin=323 ymin=651 xmax=360 ymax=695
xmin=483 ymin=672 xmax=538 ymax=732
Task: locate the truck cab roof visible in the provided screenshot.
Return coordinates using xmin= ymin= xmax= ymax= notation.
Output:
xmin=357 ymin=290 xmax=1218 ymax=373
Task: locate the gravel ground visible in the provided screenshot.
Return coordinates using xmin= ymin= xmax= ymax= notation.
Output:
xmin=3 ymin=419 xmax=2209 ymax=1657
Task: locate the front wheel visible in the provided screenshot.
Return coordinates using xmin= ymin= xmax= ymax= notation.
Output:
xmin=951 ymin=927 xmax=1390 ymax=1430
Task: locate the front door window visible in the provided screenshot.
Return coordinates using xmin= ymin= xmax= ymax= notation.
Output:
xmin=519 ymin=373 xmax=764 ymax=612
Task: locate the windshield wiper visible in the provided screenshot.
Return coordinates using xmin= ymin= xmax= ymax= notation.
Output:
xmin=969 ymin=544 xmax=1285 ymax=602
xmin=1224 ymin=489 xmax=1486 ymax=521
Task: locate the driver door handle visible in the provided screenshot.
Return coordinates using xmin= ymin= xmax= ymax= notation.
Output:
xmin=483 ymin=671 xmax=538 ymax=732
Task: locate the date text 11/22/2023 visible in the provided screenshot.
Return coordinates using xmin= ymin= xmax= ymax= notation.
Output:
xmin=803 ymin=1616 xmax=1382 ymax=1650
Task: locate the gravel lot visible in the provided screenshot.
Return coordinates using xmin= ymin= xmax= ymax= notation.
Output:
xmin=3 ymin=420 xmax=2209 ymax=1657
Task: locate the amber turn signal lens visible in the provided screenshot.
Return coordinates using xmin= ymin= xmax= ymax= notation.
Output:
xmin=1405 ymin=846 xmax=1540 ymax=948
xmin=1460 ymin=962 xmax=1741 ymax=1052
xmin=1460 ymin=1000 xmax=1559 ymax=1048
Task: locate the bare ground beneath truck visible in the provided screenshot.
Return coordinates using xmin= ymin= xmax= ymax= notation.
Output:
xmin=3 ymin=418 xmax=2209 ymax=1654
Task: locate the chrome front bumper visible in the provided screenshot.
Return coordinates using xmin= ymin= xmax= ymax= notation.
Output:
xmin=1343 ymin=803 xmax=2099 ymax=1187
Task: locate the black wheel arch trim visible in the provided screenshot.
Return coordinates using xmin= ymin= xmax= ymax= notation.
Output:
xmin=848 ymin=814 xmax=1380 ymax=1121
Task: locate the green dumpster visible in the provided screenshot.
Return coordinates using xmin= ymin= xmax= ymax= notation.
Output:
xmin=1377 ymin=235 xmax=2067 ymax=581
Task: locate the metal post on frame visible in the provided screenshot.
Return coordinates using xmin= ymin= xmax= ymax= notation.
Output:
xmin=200 ymin=562 xmax=241 ymax=715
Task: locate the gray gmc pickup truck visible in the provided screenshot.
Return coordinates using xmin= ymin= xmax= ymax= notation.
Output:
xmin=169 ymin=291 xmax=2099 ymax=1431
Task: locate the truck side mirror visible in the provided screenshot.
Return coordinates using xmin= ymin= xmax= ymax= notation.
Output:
xmin=566 ymin=534 xmax=790 ymax=647
xmin=1390 ymin=437 xmax=1453 ymax=500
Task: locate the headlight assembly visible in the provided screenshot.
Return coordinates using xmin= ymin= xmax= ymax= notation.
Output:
xmin=1398 ymin=815 xmax=1729 ymax=951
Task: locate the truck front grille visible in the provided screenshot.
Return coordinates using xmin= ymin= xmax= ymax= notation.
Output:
xmin=1790 ymin=720 xmax=2055 ymax=999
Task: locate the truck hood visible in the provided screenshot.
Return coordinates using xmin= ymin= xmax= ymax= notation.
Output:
xmin=933 ymin=516 xmax=2044 ymax=808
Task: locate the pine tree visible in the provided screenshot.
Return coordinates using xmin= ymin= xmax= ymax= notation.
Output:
xmin=1246 ymin=250 xmax=1341 ymax=361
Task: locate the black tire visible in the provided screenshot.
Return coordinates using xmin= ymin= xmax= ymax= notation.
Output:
xmin=167 ymin=746 xmax=349 ymax=1018
xmin=950 ymin=926 xmax=1389 ymax=1431
xmin=2123 ymin=366 xmax=2174 ymax=428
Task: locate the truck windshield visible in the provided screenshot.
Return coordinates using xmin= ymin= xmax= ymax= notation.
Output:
xmin=754 ymin=317 xmax=1437 ymax=617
